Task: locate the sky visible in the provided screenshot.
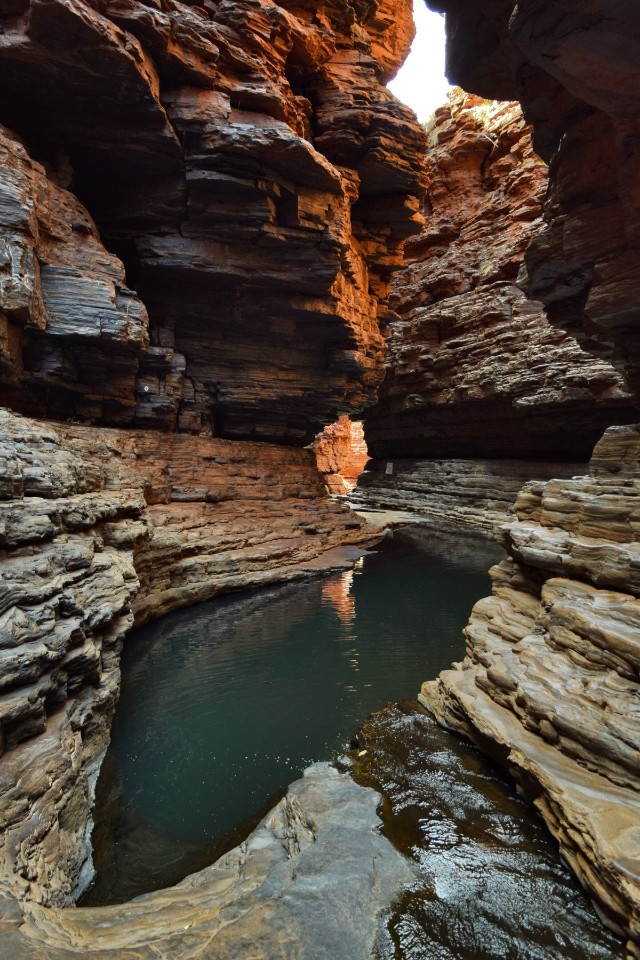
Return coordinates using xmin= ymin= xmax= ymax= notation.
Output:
xmin=387 ymin=1 xmax=453 ymax=123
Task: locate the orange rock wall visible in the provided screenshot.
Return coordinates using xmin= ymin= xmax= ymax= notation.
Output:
xmin=427 ymin=0 xmax=640 ymax=400
xmin=0 ymin=0 xmax=427 ymax=443
xmin=310 ymin=415 xmax=369 ymax=494
xmin=364 ymin=92 xmax=636 ymax=461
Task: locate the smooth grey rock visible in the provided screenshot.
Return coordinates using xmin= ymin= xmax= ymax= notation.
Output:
xmin=2 ymin=762 xmax=416 ymax=959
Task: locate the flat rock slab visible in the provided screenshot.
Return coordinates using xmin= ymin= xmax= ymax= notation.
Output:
xmin=4 ymin=762 xmax=416 ymax=959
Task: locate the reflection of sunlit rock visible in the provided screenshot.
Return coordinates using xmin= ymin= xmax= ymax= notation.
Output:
xmin=322 ymin=569 xmax=356 ymax=625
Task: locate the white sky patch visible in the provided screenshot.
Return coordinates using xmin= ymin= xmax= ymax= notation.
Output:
xmin=387 ymin=1 xmax=453 ymax=123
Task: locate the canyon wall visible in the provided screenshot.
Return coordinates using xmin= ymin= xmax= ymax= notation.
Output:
xmin=351 ymin=458 xmax=586 ymax=533
xmin=0 ymin=408 xmax=380 ymax=910
xmin=1 ymin=0 xmax=639 ymax=955
xmin=0 ymin=0 xmax=427 ymax=938
xmin=310 ymin=415 xmax=369 ymax=494
xmin=364 ymin=93 xmax=636 ymax=463
xmin=421 ymin=425 xmax=640 ymax=954
xmin=0 ymin=0 xmax=426 ymax=443
xmin=356 ymin=92 xmax=635 ymax=532
xmin=426 ymin=0 xmax=640 ymax=397
xmin=415 ymin=5 xmax=640 ymax=954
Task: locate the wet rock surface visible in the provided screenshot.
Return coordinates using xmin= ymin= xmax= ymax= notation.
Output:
xmin=350 ymin=702 xmax=625 ymax=960
xmin=0 ymin=762 xmax=417 ymax=960
xmin=420 ymin=425 xmax=640 ymax=955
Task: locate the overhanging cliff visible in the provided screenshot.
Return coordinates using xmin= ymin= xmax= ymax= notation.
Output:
xmin=0 ymin=0 xmax=427 ymax=442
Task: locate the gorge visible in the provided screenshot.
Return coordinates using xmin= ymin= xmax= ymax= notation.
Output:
xmin=0 ymin=0 xmax=639 ymax=957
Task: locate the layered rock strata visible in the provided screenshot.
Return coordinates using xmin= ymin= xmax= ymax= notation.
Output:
xmin=310 ymin=415 xmax=369 ymax=494
xmin=408 ymin=6 xmax=640 ymax=952
xmin=0 ymin=762 xmax=417 ymax=959
xmin=0 ymin=408 xmax=380 ymax=912
xmin=0 ymin=0 xmax=426 ymax=442
xmin=427 ymin=1 xmax=640 ymax=397
xmin=420 ymin=424 xmax=640 ymax=956
xmin=350 ymin=457 xmax=586 ymax=533
xmin=364 ymin=93 xmax=636 ymax=462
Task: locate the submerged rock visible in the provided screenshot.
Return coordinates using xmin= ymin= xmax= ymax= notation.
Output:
xmin=351 ymin=702 xmax=625 ymax=960
xmin=1 ymin=762 xmax=417 ymax=959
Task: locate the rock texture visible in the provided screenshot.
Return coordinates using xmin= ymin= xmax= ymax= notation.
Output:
xmin=0 ymin=0 xmax=427 ymax=443
xmin=403 ymin=7 xmax=640 ymax=953
xmin=0 ymin=0 xmax=426 ymax=935
xmin=364 ymin=92 xmax=636 ymax=462
xmin=0 ymin=761 xmax=417 ymax=959
xmin=350 ymin=457 xmax=587 ymax=533
xmin=427 ymin=1 xmax=640 ymax=398
xmin=310 ymin=415 xmax=369 ymax=494
xmin=0 ymin=408 xmax=380 ymax=911
xmin=420 ymin=424 xmax=640 ymax=956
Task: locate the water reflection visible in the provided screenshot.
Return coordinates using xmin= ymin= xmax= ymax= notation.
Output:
xmin=321 ymin=568 xmax=356 ymax=626
xmin=352 ymin=704 xmax=624 ymax=960
xmin=84 ymin=526 xmax=625 ymax=957
xmin=86 ymin=527 xmax=501 ymax=905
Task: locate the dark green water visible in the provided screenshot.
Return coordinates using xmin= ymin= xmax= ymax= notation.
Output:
xmin=350 ymin=704 xmax=624 ymax=960
xmin=83 ymin=526 xmax=625 ymax=959
xmin=86 ymin=526 xmax=501 ymax=904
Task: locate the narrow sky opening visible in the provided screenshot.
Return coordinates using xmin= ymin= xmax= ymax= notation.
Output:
xmin=387 ymin=1 xmax=453 ymax=123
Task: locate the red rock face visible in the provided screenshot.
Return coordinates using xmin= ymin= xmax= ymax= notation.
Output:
xmin=310 ymin=415 xmax=369 ymax=493
xmin=427 ymin=0 xmax=640 ymax=400
xmin=364 ymin=92 xmax=636 ymax=461
xmin=0 ymin=0 xmax=427 ymax=442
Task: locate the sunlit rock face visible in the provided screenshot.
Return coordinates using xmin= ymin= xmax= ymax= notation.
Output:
xmin=364 ymin=92 xmax=636 ymax=462
xmin=427 ymin=0 xmax=640 ymax=398
xmin=310 ymin=415 xmax=369 ymax=494
xmin=0 ymin=0 xmax=427 ymax=930
xmin=0 ymin=0 xmax=426 ymax=443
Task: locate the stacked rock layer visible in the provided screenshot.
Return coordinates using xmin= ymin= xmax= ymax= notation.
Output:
xmin=310 ymin=415 xmax=369 ymax=494
xmin=421 ymin=425 xmax=640 ymax=954
xmin=364 ymin=92 xmax=636 ymax=462
xmin=0 ymin=407 xmax=381 ymax=910
xmin=415 ymin=5 xmax=640 ymax=954
xmin=426 ymin=0 xmax=640 ymax=397
xmin=0 ymin=0 xmax=428 ymax=933
xmin=0 ymin=0 xmax=426 ymax=443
